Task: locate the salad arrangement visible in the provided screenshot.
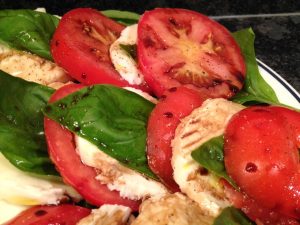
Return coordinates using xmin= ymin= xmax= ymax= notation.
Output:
xmin=0 ymin=6 xmax=299 ymax=225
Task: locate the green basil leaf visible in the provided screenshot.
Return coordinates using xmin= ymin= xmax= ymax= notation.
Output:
xmin=119 ymin=44 xmax=137 ymax=61
xmin=191 ymin=136 xmax=237 ymax=188
xmin=43 ymin=85 xmax=158 ymax=179
xmin=0 ymin=70 xmax=57 ymax=175
xmin=0 ymin=9 xmax=59 ymax=60
xmin=231 ymin=28 xmax=279 ymax=105
xmin=213 ymin=207 xmax=255 ymax=225
xmin=101 ymin=10 xmax=140 ymax=25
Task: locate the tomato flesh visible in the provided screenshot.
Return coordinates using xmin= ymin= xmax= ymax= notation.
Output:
xmin=138 ymin=8 xmax=246 ymax=98
xmin=224 ymin=106 xmax=300 ymax=219
xmin=147 ymin=86 xmax=204 ymax=191
xmin=51 ymin=8 xmax=150 ymax=93
xmin=44 ymin=84 xmax=139 ymax=211
xmin=6 ymin=204 xmax=90 ymax=225
xmin=223 ymin=181 xmax=300 ymax=225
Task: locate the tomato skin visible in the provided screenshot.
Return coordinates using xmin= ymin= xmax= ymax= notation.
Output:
xmin=269 ymin=106 xmax=300 ymax=147
xmin=5 ymin=204 xmax=91 ymax=225
xmin=51 ymin=8 xmax=151 ymax=93
xmin=224 ymin=106 xmax=300 ymax=219
xmin=223 ymin=181 xmax=300 ymax=225
xmin=138 ymin=8 xmax=246 ymax=98
xmin=44 ymin=84 xmax=139 ymax=211
xmin=147 ymin=86 xmax=204 ymax=192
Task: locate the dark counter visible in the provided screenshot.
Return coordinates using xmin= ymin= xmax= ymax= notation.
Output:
xmin=1 ymin=0 xmax=299 ymax=93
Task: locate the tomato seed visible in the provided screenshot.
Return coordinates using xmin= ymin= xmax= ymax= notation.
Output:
xmin=163 ymin=112 xmax=173 ymax=118
xmin=34 ymin=209 xmax=47 ymax=217
xmin=245 ymin=162 xmax=257 ymax=173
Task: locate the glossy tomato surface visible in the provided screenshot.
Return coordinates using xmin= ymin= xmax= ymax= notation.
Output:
xmin=6 ymin=204 xmax=90 ymax=225
xmin=44 ymin=84 xmax=139 ymax=211
xmin=51 ymin=8 xmax=150 ymax=92
xmin=224 ymin=106 xmax=300 ymax=219
xmin=138 ymin=8 xmax=246 ymax=98
xmin=147 ymin=86 xmax=204 ymax=191
xmin=223 ymin=181 xmax=300 ymax=225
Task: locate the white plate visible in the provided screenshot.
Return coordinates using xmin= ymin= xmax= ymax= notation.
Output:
xmin=258 ymin=59 xmax=300 ymax=109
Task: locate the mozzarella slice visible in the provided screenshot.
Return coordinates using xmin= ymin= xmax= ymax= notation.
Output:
xmin=110 ymin=24 xmax=144 ymax=85
xmin=0 ymin=153 xmax=81 ymax=207
xmin=124 ymin=87 xmax=158 ymax=104
xmin=75 ymin=136 xmax=168 ymax=201
xmin=77 ymin=204 xmax=132 ymax=225
xmin=172 ymin=98 xmax=245 ymax=216
xmin=131 ymin=193 xmax=214 ymax=225
xmin=0 ymin=44 xmax=72 ymax=87
xmin=0 ymin=200 xmax=29 ymax=224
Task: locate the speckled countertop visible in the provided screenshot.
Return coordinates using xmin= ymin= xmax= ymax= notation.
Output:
xmin=1 ymin=0 xmax=299 ymax=93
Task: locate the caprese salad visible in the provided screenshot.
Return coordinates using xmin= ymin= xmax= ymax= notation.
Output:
xmin=0 ymin=6 xmax=299 ymax=225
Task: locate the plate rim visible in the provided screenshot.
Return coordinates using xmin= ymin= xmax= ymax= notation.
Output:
xmin=257 ymin=59 xmax=300 ymax=103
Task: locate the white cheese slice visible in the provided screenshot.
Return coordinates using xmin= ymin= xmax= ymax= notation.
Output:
xmin=0 ymin=153 xmax=81 ymax=206
xmin=75 ymin=136 xmax=168 ymax=201
xmin=110 ymin=24 xmax=144 ymax=85
xmin=77 ymin=204 xmax=132 ymax=225
xmin=0 ymin=200 xmax=29 ymax=224
xmin=172 ymin=98 xmax=245 ymax=216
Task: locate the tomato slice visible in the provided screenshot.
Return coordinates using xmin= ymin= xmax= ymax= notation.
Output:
xmin=51 ymin=8 xmax=150 ymax=92
xmin=137 ymin=8 xmax=246 ymax=98
xmin=6 ymin=204 xmax=90 ymax=225
xmin=147 ymin=86 xmax=204 ymax=192
xmin=223 ymin=181 xmax=300 ymax=225
xmin=224 ymin=106 xmax=300 ymax=219
xmin=44 ymin=84 xmax=139 ymax=210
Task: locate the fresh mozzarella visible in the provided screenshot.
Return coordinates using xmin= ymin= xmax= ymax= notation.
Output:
xmin=0 ymin=153 xmax=81 ymax=207
xmin=0 ymin=44 xmax=72 ymax=88
xmin=110 ymin=24 xmax=144 ymax=85
xmin=77 ymin=204 xmax=132 ymax=225
xmin=131 ymin=193 xmax=214 ymax=225
xmin=171 ymin=98 xmax=245 ymax=216
xmin=75 ymin=136 xmax=168 ymax=201
xmin=0 ymin=200 xmax=29 ymax=224
xmin=124 ymin=87 xmax=158 ymax=104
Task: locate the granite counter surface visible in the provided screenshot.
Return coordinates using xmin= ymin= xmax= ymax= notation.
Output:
xmin=1 ymin=0 xmax=299 ymax=94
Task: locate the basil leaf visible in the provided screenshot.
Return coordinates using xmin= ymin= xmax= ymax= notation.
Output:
xmin=119 ymin=44 xmax=137 ymax=61
xmin=213 ymin=207 xmax=255 ymax=225
xmin=101 ymin=10 xmax=140 ymax=25
xmin=231 ymin=28 xmax=279 ymax=105
xmin=191 ymin=136 xmax=237 ymax=188
xmin=43 ymin=85 xmax=157 ymax=179
xmin=0 ymin=70 xmax=57 ymax=175
xmin=0 ymin=9 xmax=59 ymax=60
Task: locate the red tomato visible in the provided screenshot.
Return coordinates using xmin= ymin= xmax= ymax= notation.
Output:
xmin=147 ymin=86 xmax=204 ymax=191
xmin=223 ymin=181 xmax=300 ymax=225
xmin=224 ymin=106 xmax=300 ymax=219
xmin=6 ymin=204 xmax=90 ymax=225
xmin=44 ymin=84 xmax=139 ymax=211
xmin=269 ymin=106 xmax=300 ymax=147
xmin=51 ymin=8 xmax=150 ymax=92
xmin=137 ymin=8 xmax=246 ymax=98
